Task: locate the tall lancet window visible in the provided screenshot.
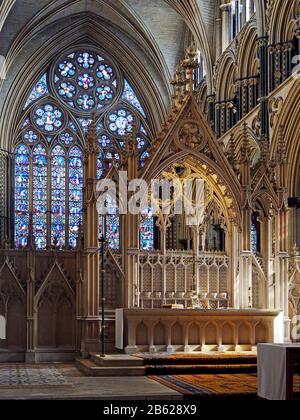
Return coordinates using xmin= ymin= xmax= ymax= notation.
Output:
xmin=69 ymin=146 xmax=83 ymax=248
xmin=15 ymin=145 xmax=30 ymax=248
xmin=32 ymin=144 xmax=48 ymax=249
xmin=14 ymin=48 xmax=153 ymax=250
xmin=51 ymin=146 xmax=66 ymax=247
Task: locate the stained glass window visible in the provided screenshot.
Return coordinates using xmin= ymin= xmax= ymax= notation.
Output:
xmin=51 ymin=146 xmax=66 ymax=248
xmin=24 ymin=74 xmax=48 ymax=109
xmin=15 ymin=145 xmax=30 ymax=248
xmin=122 ymin=80 xmax=146 ymax=117
xmin=69 ymin=147 xmax=83 ymax=248
xmin=33 ymin=103 xmax=64 ymax=133
xmin=251 ymin=212 xmax=260 ymax=254
xmin=59 ymin=131 xmax=74 ymax=145
xmin=23 ymin=129 xmax=39 ymax=144
xmin=54 ymin=51 xmax=117 ymax=112
xmin=107 ymin=108 xmax=136 ymax=137
xmin=15 ymin=48 xmax=152 ymax=252
xmin=77 ymin=118 xmax=92 ymax=133
xmin=32 ymin=145 xmax=47 ymax=249
xmin=140 ymin=208 xmax=154 ymax=251
xmin=99 ymin=196 xmax=120 ymax=251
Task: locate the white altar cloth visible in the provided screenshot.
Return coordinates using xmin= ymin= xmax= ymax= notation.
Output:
xmin=0 ymin=315 xmax=5 ymax=340
xmin=258 ymin=344 xmax=300 ymax=400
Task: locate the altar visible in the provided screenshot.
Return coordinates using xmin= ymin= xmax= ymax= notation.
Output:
xmin=116 ymin=309 xmax=284 ymax=354
xmin=258 ymin=344 xmax=300 ymax=400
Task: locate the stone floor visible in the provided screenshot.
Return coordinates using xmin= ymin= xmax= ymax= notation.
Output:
xmin=0 ymin=364 xmax=182 ymax=400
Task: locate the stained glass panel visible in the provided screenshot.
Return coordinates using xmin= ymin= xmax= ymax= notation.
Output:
xmin=97 ymin=153 xmax=103 ymax=179
xmin=33 ymin=145 xmax=47 ymax=249
xmin=69 ymin=146 xmax=83 ymax=248
xmin=23 ymin=129 xmax=39 ymax=144
xmin=122 ymin=80 xmax=146 ymax=117
xmin=140 ymin=208 xmax=154 ymax=251
xmin=251 ymin=224 xmax=258 ymax=254
xmin=59 ymin=131 xmax=74 ymax=145
xmin=33 ymin=103 xmax=64 ymax=133
xmin=24 ymin=74 xmax=48 ymax=109
xmin=54 ymin=51 xmax=117 ymax=113
xmin=99 ymin=196 xmax=120 ymax=250
xmin=107 ymin=108 xmax=136 ymax=137
xmin=106 ymin=214 xmax=120 ymax=251
xmin=15 ymin=144 xmax=30 ymax=248
xmin=51 ymin=146 xmax=66 ymax=248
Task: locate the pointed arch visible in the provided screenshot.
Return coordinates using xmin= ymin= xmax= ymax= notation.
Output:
xmin=214 ymin=50 xmax=237 ymax=102
xmin=269 ymin=0 xmax=299 ymax=44
xmin=236 ymin=21 xmax=259 ymax=79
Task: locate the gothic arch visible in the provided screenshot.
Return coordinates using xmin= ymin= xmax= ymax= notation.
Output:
xmin=236 ymin=21 xmax=259 ymax=79
xmin=271 ymin=80 xmax=300 ymax=195
xmin=0 ymin=259 xmax=26 ymax=351
xmin=0 ymin=16 xmax=172 ymax=150
xmin=34 ymin=262 xmax=76 ymax=349
xmin=269 ymin=0 xmax=299 ymax=44
xmin=214 ymin=50 xmax=237 ymax=102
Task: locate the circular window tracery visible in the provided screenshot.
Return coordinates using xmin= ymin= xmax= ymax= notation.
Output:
xmin=106 ymin=108 xmax=137 ymax=137
xmin=33 ymin=103 xmax=65 ymax=133
xmin=53 ymin=50 xmax=119 ymax=114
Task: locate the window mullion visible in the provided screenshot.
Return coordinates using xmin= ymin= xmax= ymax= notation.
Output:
xmin=29 ymin=150 xmax=33 ymax=244
xmin=66 ymin=153 xmax=70 ymax=248
xmin=47 ymin=148 xmax=51 ymax=249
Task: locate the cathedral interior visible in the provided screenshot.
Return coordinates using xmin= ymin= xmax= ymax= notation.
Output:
xmin=0 ymin=0 xmax=300 ymax=401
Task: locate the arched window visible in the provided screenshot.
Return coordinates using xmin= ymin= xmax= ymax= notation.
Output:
xmin=15 ymin=49 xmax=152 ymax=250
xmin=51 ymin=146 xmax=66 ymax=248
xmin=32 ymin=144 xmax=48 ymax=249
xmin=69 ymin=146 xmax=84 ymax=248
xmin=15 ymin=145 xmax=30 ymax=248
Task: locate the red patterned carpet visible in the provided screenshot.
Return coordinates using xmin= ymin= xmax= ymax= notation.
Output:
xmin=150 ymin=373 xmax=259 ymax=399
xmin=141 ymin=353 xmax=259 ymax=399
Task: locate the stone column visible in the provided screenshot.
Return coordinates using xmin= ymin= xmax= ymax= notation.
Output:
xmin=275 ymin=128 xmax=290 ymax=341
xmin=220 ymin=3 xmax=232 ymax=51
xmin=207 ymin=95 xmax=216 ymax=132
xmin=239 ymin=125 xmax=252 ymax=309
xmin=257 ymin=37 xmax=269 ymax=138
xmin=123 ymin=128 xmax=140 ymax=309
xmin=81 ymin=120 xmax=101 ymax=355
xmin=25 ymin=246 xmax=36 ymax=363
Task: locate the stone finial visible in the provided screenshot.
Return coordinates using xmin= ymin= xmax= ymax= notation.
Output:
xmin=227 ymin=132 xmax=238 ymax=171
xmin=240 ymin=123 xmax=251 ymax=163
xmin=277 ymin=126 xmax=287 ymax=165
xmin=181 ymin=46 xmax=198 ymax=94
xmin=171 ymin=65 xmax=184 ymax=110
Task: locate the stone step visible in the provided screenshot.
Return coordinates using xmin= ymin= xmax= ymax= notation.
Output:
xmin=75 ymin=359 xmax=146 ymax=377
xmin=90 ymin=353 xmax=144 ymax=367
xmin=145 ymin=363 xmax=258 ymax=375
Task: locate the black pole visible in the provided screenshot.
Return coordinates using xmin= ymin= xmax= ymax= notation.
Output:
xmin=99 ymin=236 xmax=106 ymax=357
